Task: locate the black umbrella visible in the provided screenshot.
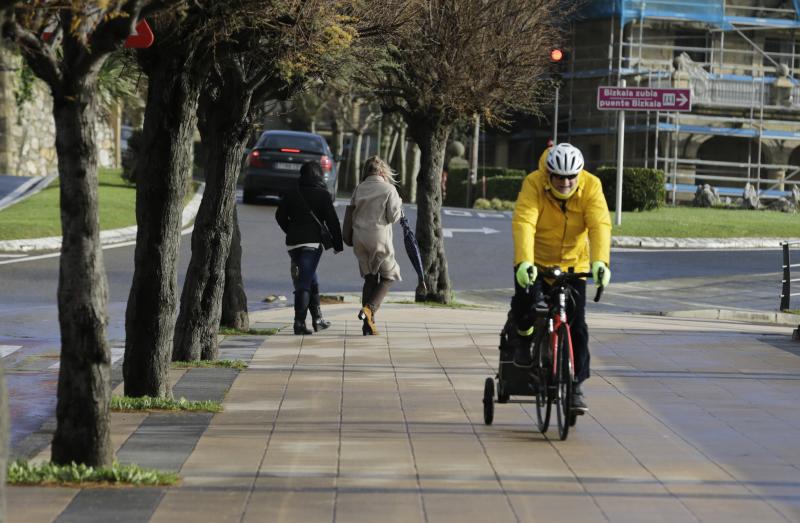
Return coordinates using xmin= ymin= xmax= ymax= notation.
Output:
xmin=399 ymin=212 xmax=427 ymax=295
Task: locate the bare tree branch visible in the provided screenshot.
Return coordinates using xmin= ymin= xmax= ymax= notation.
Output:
xmin=4 ymin=18 xmax=61 ymax=90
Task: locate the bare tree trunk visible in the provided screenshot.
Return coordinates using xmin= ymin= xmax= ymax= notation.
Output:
xmin=376 ymin=117 xmax=383 ymax=158
xmin=331 ymin=117 xmax=344 ymax=178
xmin=124 ymin=42 xmax=201 ymax=397
xmin=221 ymin=208 xmax=249 ymax=330
xmin=387 ymin=129 xmax=399 ymax=164
xmin=51 ymin=83 xmax=112 ymax=466
xmin=173 ymin=67 xmax=253 ymax=361
xmin=350 ymin=130 xmax=363 ymax=188
xmin=406 ymin=141 xmax=420 ymax=204
xmin=398 ymin=125 xmax=407 ymax=186
xmin=410 ymin=121 xmax=451 ymax=303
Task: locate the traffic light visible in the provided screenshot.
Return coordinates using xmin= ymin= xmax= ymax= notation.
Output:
xmin=549 ymin=48 xmax=568 ymax=81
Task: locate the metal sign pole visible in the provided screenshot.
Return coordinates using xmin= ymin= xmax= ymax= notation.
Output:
xmin=553 ymin=84 xmax=560 ymax=143
xmin=615 ymin=80 xmax=626 ymax=226
xmin=467 ymin=113 xmax=479 ymax=207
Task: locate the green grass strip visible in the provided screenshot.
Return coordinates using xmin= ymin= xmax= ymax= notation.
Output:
xmin=219 ymin=326 xmax=278 ymax=336
xmin=0 ymin=169 xmax=198 ymax=241
xmin=110 ymin=396 xmax=222 ymax=413
xmin=611 ymin=206 xmax=800 ymax=238
xmin=171 ymin=359 xmax=248 ymax=370
xmin=8 ymin=460 xmax=179 ymax=486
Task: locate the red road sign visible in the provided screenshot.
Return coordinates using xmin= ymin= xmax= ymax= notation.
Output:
xmin=124 ymin=20 xmax=153 ymax=48
xmin=597 ymin=86 xmax=691 ymax=111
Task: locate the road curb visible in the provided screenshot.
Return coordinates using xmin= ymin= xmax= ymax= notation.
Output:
xmin=0 ymin=184 xmax=204 ymax=253
xmin=612 ymin=236 xmax=800 ymax=249
xmin=656 ymin=308 xmax=800 ymax=326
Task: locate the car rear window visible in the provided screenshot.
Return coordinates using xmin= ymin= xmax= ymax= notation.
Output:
xmin=258 ymin=134 xmax=325 ymax=154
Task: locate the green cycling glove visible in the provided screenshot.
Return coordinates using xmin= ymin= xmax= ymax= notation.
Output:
xmin=591 ymin=261 xmax=611 ymax=287
xmin=515 ymin=262 xmax=537 ymax=288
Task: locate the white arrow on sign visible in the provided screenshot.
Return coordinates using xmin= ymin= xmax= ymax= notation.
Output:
xmin=442 ymin=227 xmax=499 ymax=238
xmin=677 ymin=93 xmax=688 ymax=106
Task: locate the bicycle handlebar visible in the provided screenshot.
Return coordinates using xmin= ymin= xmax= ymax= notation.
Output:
xmin=529 ymin=266 xmax=605 ymax=303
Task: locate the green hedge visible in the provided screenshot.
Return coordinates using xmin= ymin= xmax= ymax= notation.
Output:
xmin=484 ymin=176 xmax=525 ymax=201
xmin=449 ymin=167 xmax=526 ymax=180
xmin=444 ymin=169 xmax=469 ymax=207
xmin=594 ymin=167 xmax=665 ymax=211
xmin=444 ymin=167 xmax=526 ymax=207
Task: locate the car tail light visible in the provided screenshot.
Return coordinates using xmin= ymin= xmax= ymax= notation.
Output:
xmin=249 ymin=150 xmax=266 ymax=168
xmin=280 ymin=148 xmax=301 ymax=153
xmin=319 ymin=155 xmax=332 ymax=173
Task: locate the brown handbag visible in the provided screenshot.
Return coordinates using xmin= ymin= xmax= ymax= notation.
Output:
xmin=342 ymin=204 xmax=354 ymax=247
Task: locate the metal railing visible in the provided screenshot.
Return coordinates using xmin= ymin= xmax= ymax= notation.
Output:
xmin=781 ymin=241 xmax=800 ymax=311
xmin=648 ymin=75 xmax=800 ymax=110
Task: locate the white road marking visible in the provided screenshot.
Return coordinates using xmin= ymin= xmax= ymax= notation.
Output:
xmin=443 ymin=209 xmax=474 ymax=217
xmin=49 ymin=347 xmax=125 ymax=371
xmin=0 ymin=226 xmax=195 ymax=266
xmin=111 ymin=347 xmax=124 ymax=364
xmin=442 ymin=227 xmax=500 ymax=238
xmin=0 ymin=345 xmax=22 ymax=358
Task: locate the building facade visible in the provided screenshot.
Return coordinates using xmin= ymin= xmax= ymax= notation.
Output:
xmin=560 ymin=0 xmax=800 ymax=200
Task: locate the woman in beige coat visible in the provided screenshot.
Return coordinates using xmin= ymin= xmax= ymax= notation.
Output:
xmin=350 ymin=157 xmax=403 ymax=335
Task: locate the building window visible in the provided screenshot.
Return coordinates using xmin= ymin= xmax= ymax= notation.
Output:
xmin=763 ymin=38 xmax=784 ymax=68
xmin=674 ymin=30 xmax=709 ymax=65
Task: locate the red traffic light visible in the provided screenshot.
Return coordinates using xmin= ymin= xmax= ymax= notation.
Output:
xmin=550 ymin=49 xmax=564 ymax=62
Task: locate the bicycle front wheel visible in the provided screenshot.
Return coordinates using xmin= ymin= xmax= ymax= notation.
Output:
xmin=555 ymin=325 xmax=573 ymax=441
xmin=534 ymin=335 xmax=551 ymax=433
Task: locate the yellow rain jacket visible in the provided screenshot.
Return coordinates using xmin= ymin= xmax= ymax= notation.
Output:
xmin=512 ymin=149 xmax=611 ymax=272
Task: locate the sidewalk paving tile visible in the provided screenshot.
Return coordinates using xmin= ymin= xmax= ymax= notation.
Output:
xmin=8 ymin=303 xmax=800 ymax=522
xmin=7 ymin=486 xmax=78 ymax=523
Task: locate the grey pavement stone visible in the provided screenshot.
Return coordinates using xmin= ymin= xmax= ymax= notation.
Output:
xmin=54 ymin=488 xmax=164 ymax=523
xmin=172 ymin=367 xmax=239 ymax=402
xmin=117 ymin=412 xmax=214 ymax=472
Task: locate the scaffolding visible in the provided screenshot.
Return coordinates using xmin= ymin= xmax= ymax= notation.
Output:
xmin=563 ymin=0 xmax=800 ymax=202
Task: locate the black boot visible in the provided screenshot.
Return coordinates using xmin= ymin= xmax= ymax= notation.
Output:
xmin=512 ymin=332 xmax=533 ymax=366
xmin=293 ymin=289 xmax=313 ymax=335
xmin=309 ymin=284 xmax=331 ymax=332
xmin=572 ymin=382 xmax=588 ymax=413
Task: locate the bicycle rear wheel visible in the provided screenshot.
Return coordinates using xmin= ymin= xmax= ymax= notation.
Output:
xmin=555 ymin=325 xmax=573 ymax=441
xmin=534 ymin=336 xmax=551 ymax=433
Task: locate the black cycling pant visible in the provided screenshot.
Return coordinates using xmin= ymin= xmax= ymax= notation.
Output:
xmin=510 ymin=273 xmax=590 ymax=384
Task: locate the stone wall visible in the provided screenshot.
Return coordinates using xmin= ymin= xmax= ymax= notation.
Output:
xmin=0 ymin=48 xmax=117 ymax=178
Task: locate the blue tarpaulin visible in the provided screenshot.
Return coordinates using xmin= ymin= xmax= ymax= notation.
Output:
xmin=584 ymin=0 xmax=800 ymax=29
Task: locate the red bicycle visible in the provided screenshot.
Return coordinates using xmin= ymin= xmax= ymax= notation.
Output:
xmin=532 ymin=266 xmax=604 ymax=440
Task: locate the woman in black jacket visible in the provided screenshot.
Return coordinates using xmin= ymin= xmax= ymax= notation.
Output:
xmin=276 ymin=162 xmax=343 ymax=334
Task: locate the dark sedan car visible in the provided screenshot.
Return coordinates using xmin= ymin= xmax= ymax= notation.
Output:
xmin=242 ymin=130 xmax=338 ymax=203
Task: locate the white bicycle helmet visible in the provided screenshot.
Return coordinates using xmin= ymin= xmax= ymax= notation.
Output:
xmin=546 ymin=143 xmax=584 ymax=176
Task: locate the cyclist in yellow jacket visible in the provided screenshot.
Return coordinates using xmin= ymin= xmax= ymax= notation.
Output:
xmin=511 ymin=143 xmax=612 ymax=412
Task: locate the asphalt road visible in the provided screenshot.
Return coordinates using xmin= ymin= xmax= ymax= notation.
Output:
xmin=0 ymin=198 xmax=788 ymax=333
